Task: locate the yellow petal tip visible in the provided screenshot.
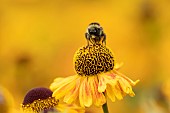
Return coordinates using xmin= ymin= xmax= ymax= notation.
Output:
xmin=134 ymin=79 xmax=140 ymax=85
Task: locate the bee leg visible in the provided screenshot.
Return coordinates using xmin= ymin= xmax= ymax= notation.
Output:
xmin=102 ymin=33 xmax=106 ymax=46
xmin=85 ymin=33 xmax=90 ymax=46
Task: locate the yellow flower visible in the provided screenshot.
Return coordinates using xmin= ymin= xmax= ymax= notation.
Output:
xmin=50 ymin=22 xmax=139 ymax=108
xmin=21 ymin=87 xmax=84 ymax=113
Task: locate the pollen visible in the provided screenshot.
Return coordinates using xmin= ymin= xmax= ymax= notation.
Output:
xmin=22 ymin=97 xmax=59 ymax=113
xmin=74 ymin=44 xmax=114 ymax=76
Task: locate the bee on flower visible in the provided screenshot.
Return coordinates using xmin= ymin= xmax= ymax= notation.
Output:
xmin=50 ymin=23 xmax=139 ymax=108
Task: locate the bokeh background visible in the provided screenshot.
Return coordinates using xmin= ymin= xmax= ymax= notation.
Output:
xmin=0 ymin=0 xmax=170 ymax=113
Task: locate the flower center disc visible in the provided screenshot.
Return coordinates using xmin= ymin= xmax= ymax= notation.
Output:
xmin=74 ymin=44 xmax=114 ymax=76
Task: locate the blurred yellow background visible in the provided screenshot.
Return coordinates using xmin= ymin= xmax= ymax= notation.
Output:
xmin=0 ymin=0 xmax=170 ymax=113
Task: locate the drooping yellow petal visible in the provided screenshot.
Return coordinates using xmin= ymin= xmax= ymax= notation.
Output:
xmin=51 ymin=75 xmax=78 ymax=99
xmin=52 ymin=83 xmax=74 ymax=99
xmin=117 ymin=76 xmax=135 ymax=96
xmin=118 ymin=76 xmax=131 ymax=93
xmin=112 ymin=70 xmax=140 ymax=86
xmin=112 ymin=69 xmax=139 ymax=97
xmin=79 ymin=77 xmax=85 ymax=107
xmin=106 ymin=84 xmax=115 ymax=102
xmin=89 ymin=76 xmax=106 ymax=107
xmin=64 ymin=77 xmax=81 ymax=104
xmin=83 ymin=77 xmax=92 ymax=107
xmin=79 ymin=77 xmax=92 ymax=107
xmin=98 ymin=74 xmax=112 ymax=92
xmin=109 ymin=79 xmax=123 ymax=100
xmin=50 ymin=75 xmax=77 ymax=91
xmin=98 ymin=75 xmax=107 ymax=92
xmin=104 ymin=68 xmax=140 ymax=102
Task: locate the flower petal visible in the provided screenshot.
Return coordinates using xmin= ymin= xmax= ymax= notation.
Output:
xmin=89 ymin=76 xmax=106 ymax=107
xmin=109 ymin=79 xmax=123 ymax=100
xmin=118 ymin=76 xmax=135 ymax=97
xmin=98 ymin=75 xmax=106 ymax=92
xmin=113 ymin=84 xmax=124 ymax=100
xmin=50 ymin=75 xmax=76 ymax=91
xmin=106 ymin=84 xmax=115 ymax=102
xmin=105 ymin=70 xmax=139 ymax=102
xmin=64 ymin=78 xmax=81 ymax=104
xmin=98 ymin=74 xmax=112 ymax=92
xmin=118 ymin=76 xmax=131 ymax=93
xmin=112 ymin=70 xmax=139 ymax=86
xmin=114 ymin=62 xmax=124 ymax=70
xmin=79 ymin=77 xmax=92 ymax=107
xmin=50 ymin=75 xmax=78 ymax=99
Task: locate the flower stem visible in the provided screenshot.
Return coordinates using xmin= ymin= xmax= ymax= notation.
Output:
xmin=102 ymin=102 xmax=109 ymax=113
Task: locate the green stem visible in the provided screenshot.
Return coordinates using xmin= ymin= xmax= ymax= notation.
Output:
xmin=102 ymin=102 xmax=109 ymax=113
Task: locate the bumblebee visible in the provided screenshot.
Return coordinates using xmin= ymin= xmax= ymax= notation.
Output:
xmin=85 ymin=22 xmax=106 ymax=46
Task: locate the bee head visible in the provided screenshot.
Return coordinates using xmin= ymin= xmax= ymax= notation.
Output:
xmin=85 ymin=22 xmax=106 ymax=46
xmin=87 ymin=22 xmax=103 ymax=37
